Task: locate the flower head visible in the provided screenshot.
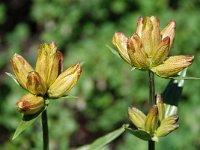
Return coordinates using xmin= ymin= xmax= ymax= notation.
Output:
xmin=128 ymin=94 xmax=179 ymax=141
xmin=10 ymin=42 xmax=82 ymax=114
xmin=112 ymin=16 xmax=193 ymax=77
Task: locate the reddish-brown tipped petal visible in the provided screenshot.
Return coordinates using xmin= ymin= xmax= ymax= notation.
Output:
xmin=141 ymin=17 xmax=154 ymax=56
xmin=151 ymin=55 xmax=194 ymax=77
xmin=155 ymin=124 xmax=179 ymax=137
xmin=112 ymin=32 xmax=131 ymax=64
xmin=16 ymin=93 xmax=45 ymax=115
xmin=26 ymin=71 xmax=47 ymax=95
xmin=145 ymin=105 xmax=159 ymax=135
xmin=150 ymin=16 xmax=162 ymax=49
xmin=127 ymin=34 xmax=149 ymax=69
xmin=46 ymin=51 xmax=64 ymax=86
xmin=10 ymin=53 xmax=34 ymax=89
xmin=161 ymin=20 xmax=176 ymax=48
xmin=152 ymin=37 xmax=170 ymax=66
xmin=156 ymin=94 xmax=165 ymax=122
xmin=136 ymin=16 xmax=144 ymax=38
xmin=48 ymin=63 xmax=82 ymax=98
xmin=35 ymin=42 xmax=57 ymax=84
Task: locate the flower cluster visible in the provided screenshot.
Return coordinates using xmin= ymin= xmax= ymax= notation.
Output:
xmin=112 ymin=16 xmax=193 ymax=77
xmin=10 ymin=42 xmax=82 ymax=115
xmin=128 ymin=94 xmax=179 ymax=141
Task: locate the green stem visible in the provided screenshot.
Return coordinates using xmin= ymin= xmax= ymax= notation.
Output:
xmin=42 ymin=110 xmax=49 ymax=150
xmin=148 ymin=70 xmax=155 ymax=150
xmin=148 ymin=140 xmax=155 ymax=150
xmin=148 ymin=70 xmax=155 ymax=106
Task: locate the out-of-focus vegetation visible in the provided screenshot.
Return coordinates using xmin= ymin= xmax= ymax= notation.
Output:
xmin=0 ymin=0 xmax=200 ymax=149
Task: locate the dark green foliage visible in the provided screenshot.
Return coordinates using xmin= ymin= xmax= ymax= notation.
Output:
xmin=0 ymin=0 xmax=200 ymax=149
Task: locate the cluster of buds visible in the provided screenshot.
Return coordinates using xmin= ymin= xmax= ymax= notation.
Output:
xmin=128 ymin=94 xmax=179 ymax=141
xmin=10 ymin=42 xmax=82 ymax=115
xmin=112 ymin=16 xmax=193 ymax=77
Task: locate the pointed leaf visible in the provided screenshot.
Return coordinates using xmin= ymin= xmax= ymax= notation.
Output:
xmin=106 ymin=45 xmax=121 ymax=59
xmin=5 ymin=72 xmax=20 ymax=86
xmin=74 ymin=125 xmax=127 ymax=150
xmin=168 ymin=76 xmax=200 ymax=80
xmin=12 ymin=109 xmax=44 ymax=140
xmin=125 ymin=127 xmax=151 ymax=141
xmin=48 ymin=94 xmax=79 ymax=100
xmin=6 ymin=72 xmax=29 ymax=93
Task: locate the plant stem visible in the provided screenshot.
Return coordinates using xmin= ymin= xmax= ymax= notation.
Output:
xmin=42 ymin=110 xmax=49 ymax=150
xmin=148 ymin=70 xmax=155 ymax=106
xmin=148 ymin=70 xmax=155 ymax=150
xmin=148 ymin=140 xmax=155 ymax=150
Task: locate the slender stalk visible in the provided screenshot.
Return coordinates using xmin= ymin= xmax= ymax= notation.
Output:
xmin=148 ymin=140 xmax=155 ymax=150
xmin=148 ymin=70 xmax=155 ymax=106
xmin=148 ymin=70 xmax=155 ymax=150
xmin=42 ymin=110 xmax=49 ymax=150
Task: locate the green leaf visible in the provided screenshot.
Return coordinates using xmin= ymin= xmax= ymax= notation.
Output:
xmin=48 ymin=94 xmax=79 ymax=100
xmin=168 ymin=76 xmax=200 ymax=80
xmin=125 ymin=127 xmax=151 ymax=141
xmin=74 ymin=125 xmax=127 ymax=150
xmin=5 ymin=72 xmax=29 ymax=92
xmin=12 ymin=109 xmax=44 ymax=140
xmin=106 ymin=45 xmax=121 ymax=59
xmin=5 ymin=72 xmax=20 ymax=86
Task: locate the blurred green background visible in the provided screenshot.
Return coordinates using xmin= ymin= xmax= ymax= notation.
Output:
xmin=0 ymin=0 xmax=200 ymax=149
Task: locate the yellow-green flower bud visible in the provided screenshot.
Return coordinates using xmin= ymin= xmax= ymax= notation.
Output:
xmin=155 ymin=124 xmax=179 ymax=137
xmin=26 ymin=71 xmax=47 ymax=95
xmin=127 ymin=34 xmax=149 ymax=69
xmin=140 ymin=16 xmax=154 ymax=56
xmin=160 ymin=115 xmax=179 ymax=127
xmin=161 ymin=20 xmax=176 ymax=48
xmin=10 ymin=54 xmax=34 ymax=89
xmin=135 ymin=16 xmax=144 ymax=38
xmin=156 ymin=94 xmax=165 ymax=122
xmin=152 ymin=37 xmax=170 ymax=66
xmin=128 ymin=107 xmax=146 ymax=130
xmin=35 ymin=42 xmax=57 ymax=85
xmin=112 ymin=32 xmax=131 ymax=64
xmin=48 ymin=64 xmax=82 ymax=98
xmin=151 ymin=55 xmax=194 ymax=77
xmin=46 ymin=51 xmax=64 ymax=87
xmin=145 ymin=105 xmax=158 ymax=135
xmin=16 ymin=93 xmax=45 ymax=115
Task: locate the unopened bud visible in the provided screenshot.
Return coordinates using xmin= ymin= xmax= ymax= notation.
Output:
xmin=10 ymin=54 xmax=34 ymax=89
xmin=145 ymin=105 xmax=158 ymax=135
xmin=16 ymin=93 xmax=45 ymax=115
xmin=152 ymin=37 xmax=170 ymax=66
xmin=160 ymin=115 xmax=179 ymax=126
xmin=112 ymin=32 xmax=131 ymax=64
xmin=151 ymin=56 xmax=194 ymax=77
xmin=26 ymin=71 xmax=47 ymax=95
xmin=161 ymin=20 xmax=176 ymax=48
xmin=35 ymin=42 xmax=57 ymax=85
xmin=48 ymin=64 xmax=82 ymax=98
xmin=155 ymin=124 xmax=179 ymax=137
xmin=156 ymin=94 xmax=165 ymax=121
xmin=128 ymin=107 xmax=146 ymax=130
xmin=127 ymin=34 xmax=149 ymax=69
xmin=46 ymin=51 xmax=64 ymax=86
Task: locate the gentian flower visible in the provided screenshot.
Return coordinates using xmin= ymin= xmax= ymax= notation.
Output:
xmin=112 ymin=16 xmax=193 ymax=77
xmin=10 ymin=42 xmax=82 ymax=114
